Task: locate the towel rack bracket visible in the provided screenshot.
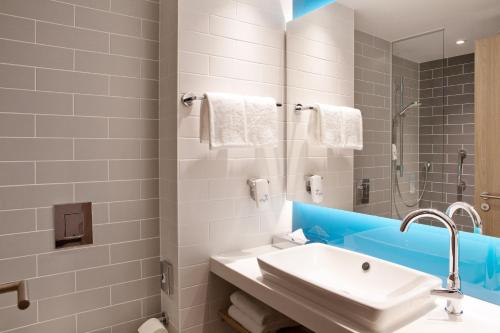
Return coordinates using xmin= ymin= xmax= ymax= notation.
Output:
xmin=181 ymin=92 xmax=201 ymax=107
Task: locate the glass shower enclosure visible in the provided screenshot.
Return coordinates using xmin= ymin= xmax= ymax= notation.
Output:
xmin=391 ymin=30 xmax=446 ymax=221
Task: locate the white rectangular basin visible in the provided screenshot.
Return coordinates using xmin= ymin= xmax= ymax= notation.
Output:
xmin=257 ymin=243 xmax=441 ymax=332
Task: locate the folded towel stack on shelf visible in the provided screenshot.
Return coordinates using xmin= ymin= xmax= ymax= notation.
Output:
xmin=227 ymin=291 xmax=297 ymax=333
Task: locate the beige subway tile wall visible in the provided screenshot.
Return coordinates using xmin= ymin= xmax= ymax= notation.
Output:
xmin=0 ymin=0 xmax=160 ymax=332
xmin=286 ymin=3 xmax=355 ymax=210
xmin=166 ymin=0 xmax=288 ymax=332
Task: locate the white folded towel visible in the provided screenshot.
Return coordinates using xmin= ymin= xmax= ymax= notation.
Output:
xmin=245 ymin=96 xmax=278 ymax=147
xmin=200 ymin=92 xmax=248 ymax=149
xmin=230 ymin=291 xmax=282 ymax=325
xmin=314 ymin=103 xmax=343 ymax=148
xmin=312 ymin=104 xmax=363 ymax=150
xmin=228 ymin=305 xmax=296 ymax=333
xmin=200 ymin=93 xmax=278 ymax=149
xmin=342 ymin=106 xmax=363 ymax=150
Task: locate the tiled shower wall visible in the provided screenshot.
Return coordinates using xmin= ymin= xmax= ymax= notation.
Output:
xmin=353 ymin=30 xmax=391 ymax=217
xmin=391 ymin=55 xmax=421 ymax=218
xmin=419 ymin=53 xmax=475 ymax=231
xmin=0 ymin=1 xmax=160 ymax=332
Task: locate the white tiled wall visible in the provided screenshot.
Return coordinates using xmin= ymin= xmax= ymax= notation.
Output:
xmin=0 ymin=1 xmax=160 ymax=332
xmin=285 ymin=3 xmax=355 ymax=210
xmin=161 ymin=0 xmax=289 ymax=332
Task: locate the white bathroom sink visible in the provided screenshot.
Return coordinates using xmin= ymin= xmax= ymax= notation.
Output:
xmin=257 ymin=243 xmax=442 ymax=332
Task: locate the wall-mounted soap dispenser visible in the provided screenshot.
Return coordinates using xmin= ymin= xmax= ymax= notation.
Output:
xmin=54 ymin=202 xmax=93 ymax=248
xmin=305 ymin=175 xmax=323 ymax=204
xmin=247 ymin=178 xmax=270 ymax=208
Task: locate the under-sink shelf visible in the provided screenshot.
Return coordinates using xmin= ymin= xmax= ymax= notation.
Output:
xmin=219 ymin=310 xmax=311 ymax=333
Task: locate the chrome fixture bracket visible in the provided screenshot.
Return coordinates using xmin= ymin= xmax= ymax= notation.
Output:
xmin=158 ymin=312 xmax=169 ymax=327
xmin=0 ymin=280 xmax=30 ymax=310
xmin=160 ymin=260 xmax=173 ymax=295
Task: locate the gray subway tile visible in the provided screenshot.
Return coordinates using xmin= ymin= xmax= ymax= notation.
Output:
xmin=76 ymin=261 xmax=141 ymax=291
xmin=110 ymin=238 xmax=159 ymax=263
xmin=28 ymin=272 xmax=75 ymax=301
xmin=39 ymin=287 xmax=110 ymax=321
xmin=0 ymin=89 xmax=73 ymax=115
xmin=57 ymin=0 xmax=110 ymax=10
xmin=4 ymin=316 xmax=76 ymax=333
xmin=76 ymin=6 xmax=141 ymax=37
xmin=0 ymin=304 xmax=37 ymax=331
xmin=36 ymin=68 xmax=109 ymax=95
xmin=0 ymin=184 xmax=73 ymax=210
xmin=141 ymin=257 xmax=160 ymax=278
xmin=38 ymin=245 xmax=109 ymax=275
xmin=76 ymin=300 xmax=141 ymax=333
xmin=111 ymin=34 xmax=159 ymax=60
xmin=0 ymin=64 xmax=34 ymax=90
xmin=0 ymin=39 xmax=73 ymax=70
xmin=37 ymin=21 xmax=110 ymax=53
xmin=0 ymin=209 xmax=35 ymax=235
xmin=75 ymin=50 xmax=141 ymax=77
xmin=110 ymin=276 xmax=158 ymax=304
xmin=0 ymin=255 xmax=36 ymax=284
xmin=75 ymin=139 xmax=141 ymax=160
xmin=36 ymin=115 xmax=108 ymax=138
xmin=0 ymin=114 xmax=34 ymax=137
xmin=74 ymin=94 xmax=141 ymax=118
xmin=0 ymin=230 xmax=53 ymax=259
xmin=94 ymin=221 xmax=141 ymax=244
xmin=110 ymin=0 xmax=159 ymax=21
xmin=109 ymin=118 xmax=158 ymax=139
xmin=36 ymin=160 xmax=108 ymax=184
xmin=0 ymin=13 xmax=35 ymax=42
xmin=0 ymin=0 xmax=74 ymax=25
xmin=0 ymin=162 xmax=34 ymax=186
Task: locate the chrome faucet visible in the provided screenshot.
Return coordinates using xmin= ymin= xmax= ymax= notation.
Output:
xmin=400 ymin=208 xmax=463 ymax=315
xmin=446 ymin=202 xmax=483 ymax=234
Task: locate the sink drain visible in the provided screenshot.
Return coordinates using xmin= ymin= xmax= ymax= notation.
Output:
xmin=362 ymin=262 xmax=370 ymax=271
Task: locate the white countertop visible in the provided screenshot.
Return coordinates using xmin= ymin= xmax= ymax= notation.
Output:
xmin=210 ymin=245 xmax=500 ymax=333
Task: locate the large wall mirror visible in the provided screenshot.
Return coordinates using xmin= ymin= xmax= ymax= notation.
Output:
xmin=285 ymin=1 xmax=500 ymax=237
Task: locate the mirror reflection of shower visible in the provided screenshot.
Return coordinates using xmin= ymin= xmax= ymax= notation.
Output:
xmin=392 ymin=77 xmax=430 ymax=217
xmin=391 ymin=29 xmax=445 ymax=220
xmin=394 ymin=77 xmax=421 ymax=177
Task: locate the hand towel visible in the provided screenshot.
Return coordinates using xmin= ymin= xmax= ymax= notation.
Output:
xmin=314 ymin=103 xmax=343 ymax=148
xmin=228 ymin=305 xmax=296 ymax=333
xmin=245 ymin=96 xmax=278 ymax=147
xmin=230 ymin=291 xmax=281 ymax=325
xmin=200 ymin=92 xmax=247 ymax=149
xmin=313 ymin=104 xmax=363 ymax=150
xmin=341 ymin=106 xmax=363 ymax=150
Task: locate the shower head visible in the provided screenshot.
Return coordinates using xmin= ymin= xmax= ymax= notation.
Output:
xmin=424 ymin=161 xmax=431 ymax=172
xmin=399 ymin=100 xmax=421 ymax=117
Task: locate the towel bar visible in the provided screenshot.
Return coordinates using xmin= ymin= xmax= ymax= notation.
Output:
xmin=294 ymin=104 xmax=315 ymax=113
xmin=181 ymin=92 xmax=283 ymax=107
